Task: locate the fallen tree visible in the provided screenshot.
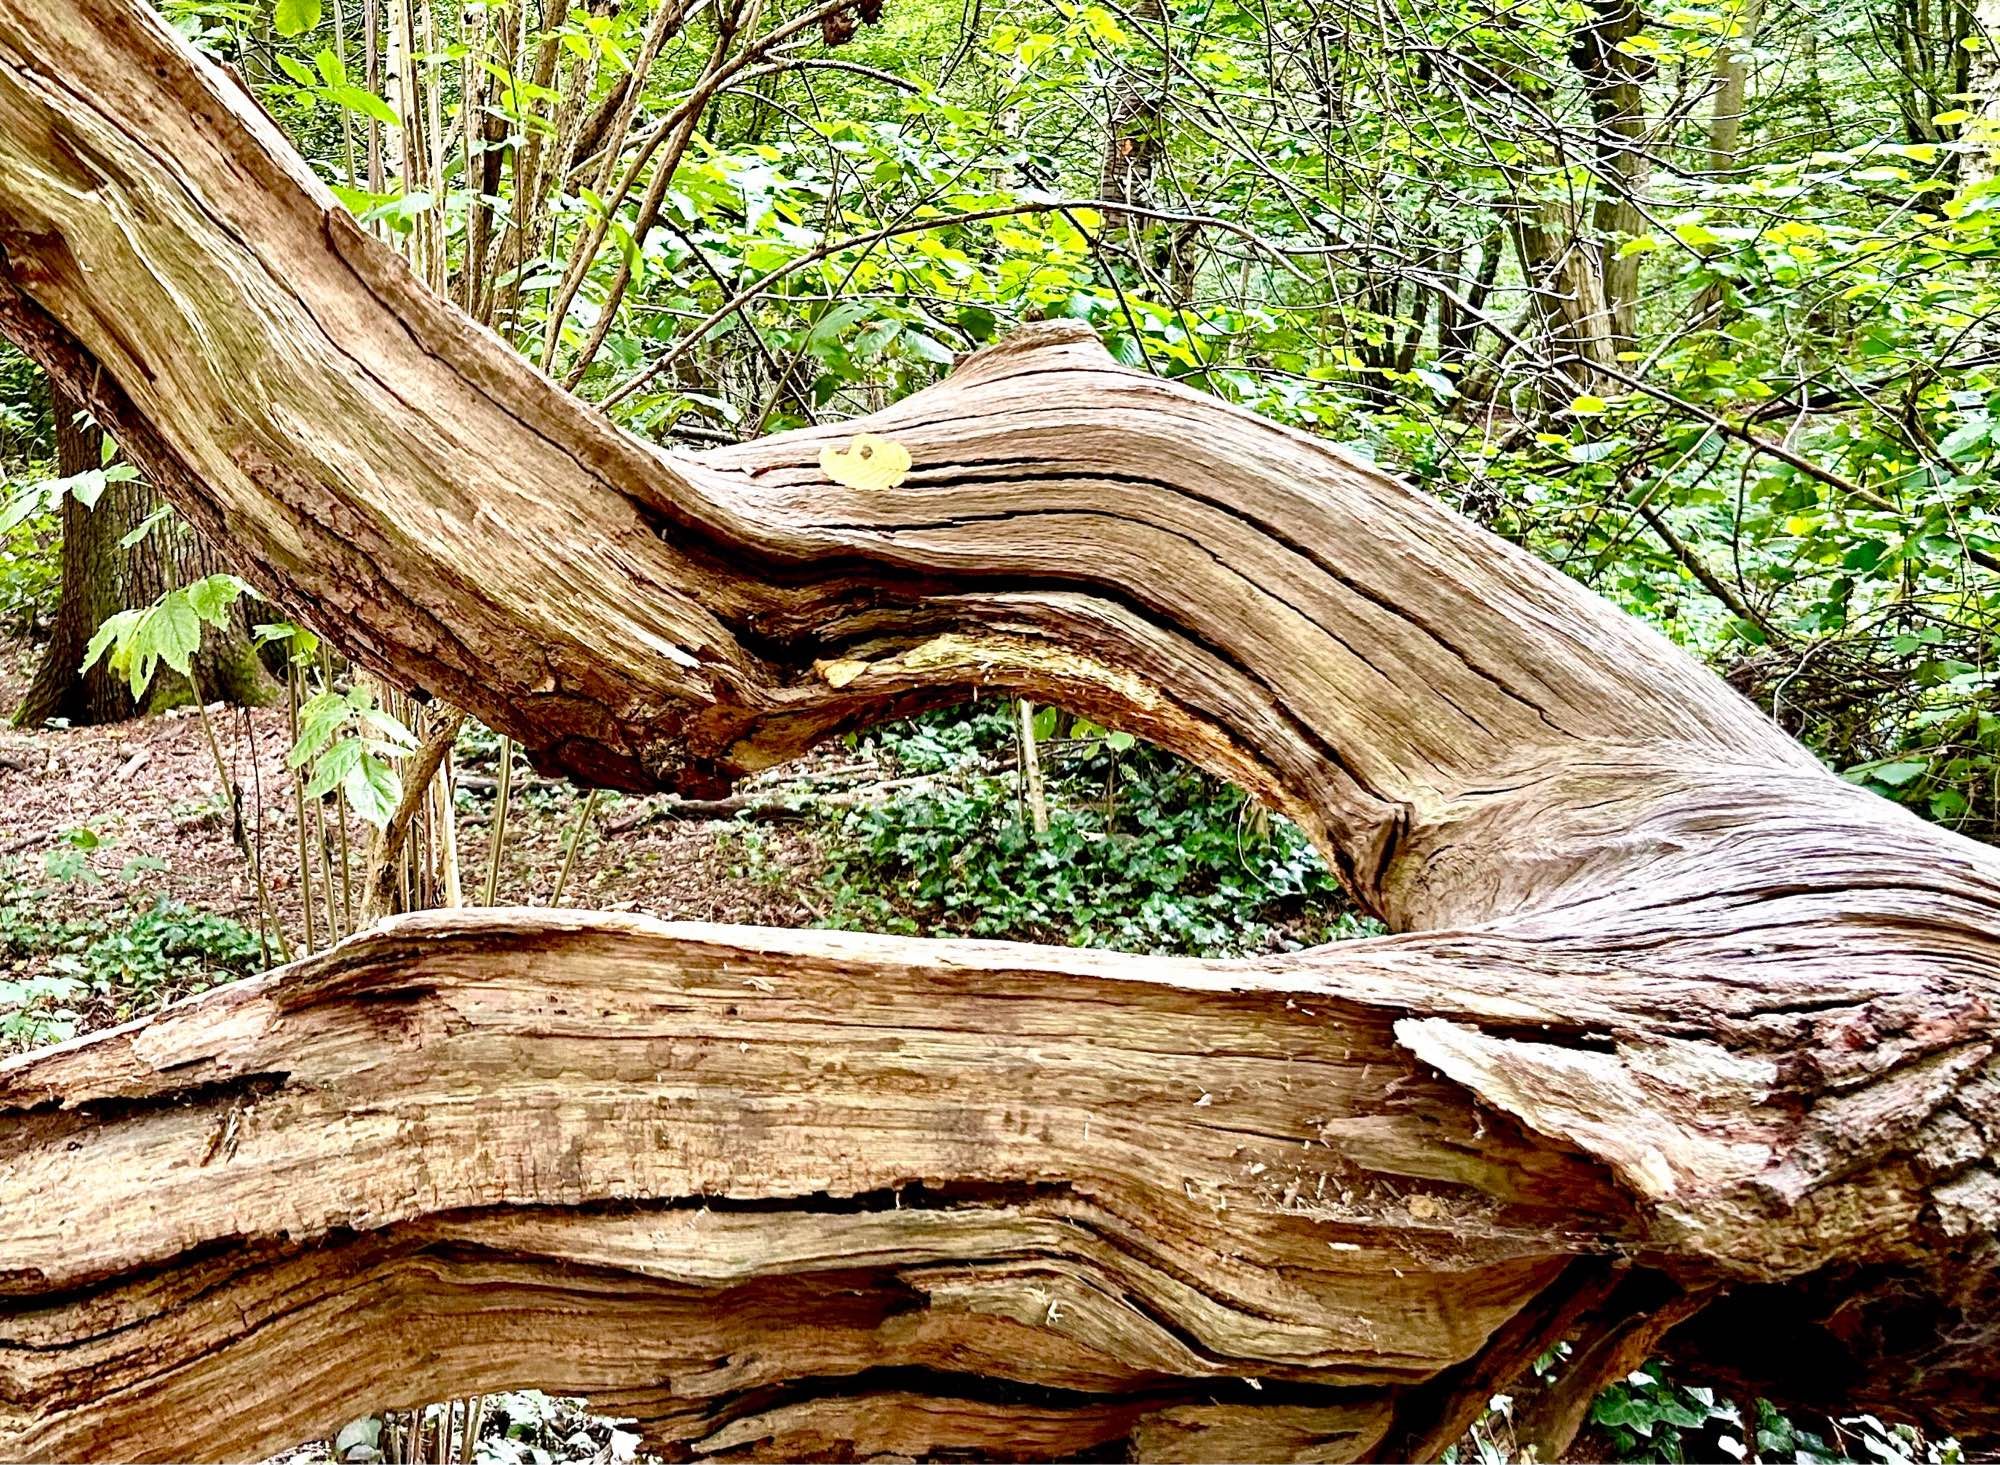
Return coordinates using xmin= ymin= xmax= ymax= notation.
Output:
xmin=0 ymin=1 xmax=1995 ymax=1460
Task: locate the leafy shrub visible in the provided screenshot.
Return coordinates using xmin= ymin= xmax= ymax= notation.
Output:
xmin=820 ymin=706 xmax=1372 ymax=956
xmin=1586 ymin=1367 xmax=1962 ymax=1465
xmin=1 ymin=868 xmax=269 ymax=1044
xmin=0 ymin=973 xmax=86 ymax=1051
xmin=1587 ymin=1370 xmax=1744 ymax=1462
xmin=0 ymin=507 xmax=58 ymax=636
xmin=65 ymin=897 xmax=267 ymax=1016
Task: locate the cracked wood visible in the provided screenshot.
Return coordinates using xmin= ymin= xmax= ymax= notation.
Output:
xmin=0 ymin=0 xmax=1996 ymax=1459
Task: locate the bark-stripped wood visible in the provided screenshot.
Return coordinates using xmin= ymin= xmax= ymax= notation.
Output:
xmin=0 ymin=0 xmax=1996 ymax=1460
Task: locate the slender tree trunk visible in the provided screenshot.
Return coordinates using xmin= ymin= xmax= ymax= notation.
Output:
xmin=1015 ymin=696 xmax=1048 ymax=835
xmin=0 ymin=3 xmax=1995 ymax=1460
xmin=1506 ymin=0 xmax=1652 ymax=378
xmin=1965 ymin=0 xmax=2000 ymax=184
xmin=1706 ymin=0 xmax=1764 ymax=171
xmin=1100 ymin=0 xmax=1167 ymax=216
xmin=1510 ymin=208 xmax=1619 ymax=389
xmin=1435 ymin=225 xmax=1502 ymax=373
xmin=1573 ymin=0 xmax=1652 ymax=355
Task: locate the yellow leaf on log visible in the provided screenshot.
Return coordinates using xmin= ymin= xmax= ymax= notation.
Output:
xmin=819 ymin=433 xmax=912 ymax=490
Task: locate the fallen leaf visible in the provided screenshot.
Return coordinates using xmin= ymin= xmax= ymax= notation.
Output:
xmin=818 ymin=658 xmax=871 ymax=688
xmin=820 ymin=433 xmax=913 ymax=490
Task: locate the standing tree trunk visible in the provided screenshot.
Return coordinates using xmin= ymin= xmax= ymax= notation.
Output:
xmin=0 ymin=2 xmax=1995 ymax=1461
xmin=1505 ymin=0 xmax=1653 ymax=382
xmin=1965 ymin=0 xmax=2000 ymax=185
xmin=1706 ymin=0 xmax=1763 ymax=172
xmin=1100 ymin=0 xmax=1166 ymax=216
xmin=13 ymin=384 xmax=277 ymax=727
xmin=1572 ymin=0 xmax=1653 ymax=355
xmin=1510 ymin=207 xmax=1620 ymax=389
xmin=14 ymin=383 xmax=124 ymax=724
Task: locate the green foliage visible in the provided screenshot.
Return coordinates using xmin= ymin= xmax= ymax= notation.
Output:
xmin=1582 ymin=1367 xmax=1964 ymax=1465
xmin=0 ymin=451 xmax=125 ymax=635
xmin=42 ymin=825 xmax=104 ymax=885
xmin=0 ymin=461 xmax=137 ymax=536
xmin=273 ymin=44 xmax=399 ymax=127
xmin=0 ymin=503 xmax=58 ymax=635
xmin=0 ymin=972 xmax=86 ymax=1051
xmin=272 ymin=0 xmax=321 ymax=39
xmin=287 ymin=682 xmax=418 ymax=827
xmin=819 ymin=706 xmax=1370 ymax=955
xmin=1 ymin=833 xmax=268 ymax=1052
xmin=63 ymin=898 xmax=267 ymax=1017
xmin=1 ymin=0 xmax=1994 ymax=1448
xmin=1588 ymin=1370 xmax=1739 ymax=1461
xmin=252 ymin=618 xmax=322 ymax=664
xmin=82 ymin=572 xmax=258 ymax=700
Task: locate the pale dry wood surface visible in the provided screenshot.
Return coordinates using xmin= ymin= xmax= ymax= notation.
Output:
xmin=0 ymin=0 xmax=1995 ymax=1459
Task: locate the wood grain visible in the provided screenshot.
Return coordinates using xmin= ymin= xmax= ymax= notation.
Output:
xmin=0 ymin=0 xmax=1995 ymax=1459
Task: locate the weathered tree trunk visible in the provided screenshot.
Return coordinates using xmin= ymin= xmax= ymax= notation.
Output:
xmin=0 ymin=2 xmax=1995 ymax=1461
xmin=14 ymin=386 xmax=279 ymax=728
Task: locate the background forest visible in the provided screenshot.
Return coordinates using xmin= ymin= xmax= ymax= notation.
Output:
xmin=1 ymin=0 xmax=1996 ymax=1457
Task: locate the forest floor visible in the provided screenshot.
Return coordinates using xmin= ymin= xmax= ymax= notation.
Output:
xmin=0 ymin=630 xmax=831 ymax=1040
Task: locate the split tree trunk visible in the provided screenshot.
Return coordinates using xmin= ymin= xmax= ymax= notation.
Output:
xmin=0 ymin=2 xmax=1995 ymax=1461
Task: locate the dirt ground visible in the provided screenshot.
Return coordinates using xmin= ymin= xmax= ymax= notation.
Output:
xmin=0 ymin=631 xmax=829 ymax=1014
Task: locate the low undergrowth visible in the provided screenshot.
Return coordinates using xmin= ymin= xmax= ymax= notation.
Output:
xmin=816 ymin=702 xmax=1376 ymax=955
xmin=1 ymin=834 xmax=266 ymax=1051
